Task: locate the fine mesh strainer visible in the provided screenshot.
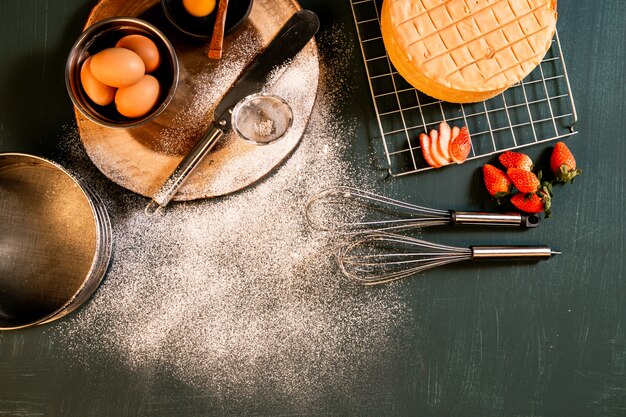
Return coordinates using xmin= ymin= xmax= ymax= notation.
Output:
xmin=0 ymin=153 xmax=112 ymax=330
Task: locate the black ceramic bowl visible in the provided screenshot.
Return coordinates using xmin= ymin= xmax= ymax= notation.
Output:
xmin=65 ymin=17 xmax=179 ymax=128
xmin=161 ymin=0 xmax=254 ymax=41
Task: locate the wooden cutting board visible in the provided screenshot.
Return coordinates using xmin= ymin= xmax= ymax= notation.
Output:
xmin=75 ymin=0 xmax=319 ymax=200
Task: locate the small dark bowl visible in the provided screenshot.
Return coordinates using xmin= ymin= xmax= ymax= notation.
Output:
xmin=66 ymin=17 xmax=179 ymax=129
xmin=161 ymin=0 xmax=254 ymax=41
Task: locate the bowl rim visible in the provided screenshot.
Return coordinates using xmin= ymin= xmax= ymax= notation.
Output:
xmin=160 ymin=0 xmax=254 ymax=40
xmin=65 ymin=16 xmax=180 ymax=129
xmin=0 ymin=152 xmax=112 ymax=331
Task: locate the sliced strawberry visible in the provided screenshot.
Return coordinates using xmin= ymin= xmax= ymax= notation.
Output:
xmin=499 ymin=151 xmax=533 ymax=171
xmin=507 ymin=168 xmax=540 ymax=193
xmin=429 ymin=129 xmax=449 ymax=167
xmin=483 ymin=164 xmax=512 ymax=198
xmin=451 ymin=126 xmax=460 ymax=141
xmin=550 ymin=141 xmax=582 ymax=183
xmin=420 ymin=132 xmax=441 ymax=168
xmin=449 ymin=126 xmax=471 ymax=164
xmin=437 ymin=121 xmax=452 ymax=162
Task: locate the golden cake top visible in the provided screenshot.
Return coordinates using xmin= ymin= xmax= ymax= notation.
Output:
xmin=387 ymin=0 xmax=557 ymax=92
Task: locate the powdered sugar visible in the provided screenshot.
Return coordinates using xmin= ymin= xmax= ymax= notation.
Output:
xmin=53 ymin=25 xmax=413 ymax=414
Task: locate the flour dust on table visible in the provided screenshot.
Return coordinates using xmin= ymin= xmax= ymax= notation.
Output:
xmin=52 ymin=26 xmax=414 ymax=412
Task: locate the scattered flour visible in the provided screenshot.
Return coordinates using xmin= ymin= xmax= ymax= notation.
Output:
xmin=53 ymin=26 xmax=414 ymax=414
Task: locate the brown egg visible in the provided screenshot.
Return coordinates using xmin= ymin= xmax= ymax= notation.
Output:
xmin=90 ymin=48 xmax=145 ymax=88
xmin=182 ymin=0 xmax=216 ymax=17
xmin=80 ymin=57 xmax=116 ymax=106
xmin=115 ymin=35 xmax=161 ymax=73
xmin=115 ymin=74 xmax=161 ymax=118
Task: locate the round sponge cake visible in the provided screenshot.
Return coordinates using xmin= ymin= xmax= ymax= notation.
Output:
xmin=381 ymin=0 xmax=558 ymax=103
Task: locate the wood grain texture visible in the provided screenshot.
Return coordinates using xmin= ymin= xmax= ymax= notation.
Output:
xmin=76 ymin=0 xmax=319 ymax=200
xmin=208 ymin=0 xmax=228 ymax=59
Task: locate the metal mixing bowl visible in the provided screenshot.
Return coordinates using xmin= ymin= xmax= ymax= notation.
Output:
xmin=0 ymin=153 xmax=112 ymax=330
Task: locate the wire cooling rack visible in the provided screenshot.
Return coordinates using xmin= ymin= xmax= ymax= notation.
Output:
xmin=349 ymin=0 xmax=578 ymax=177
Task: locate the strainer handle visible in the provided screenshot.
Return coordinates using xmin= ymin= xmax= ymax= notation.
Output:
xmin=146 ymin=124 xmax=224 ymax=215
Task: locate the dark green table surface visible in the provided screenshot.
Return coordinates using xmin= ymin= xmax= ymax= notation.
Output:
xmin=1 ymin=1 xmax=625 ymax=416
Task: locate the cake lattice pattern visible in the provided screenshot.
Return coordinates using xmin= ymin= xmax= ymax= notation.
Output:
xmin=390 ymin=0 xmax=557 ymax=92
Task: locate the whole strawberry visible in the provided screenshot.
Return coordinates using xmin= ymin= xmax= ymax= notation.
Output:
xmin=499 ymin=151 xmax=533 ymax=171
xmin=483 ymin=164 xmax=511 ymax=199
xmin=511 ymin=186 xmax=552 ymax=218
xmin=550 ymin=141 xmax=582 ymax=183
xmin=507 ymin=168 xmax=540 ymax=193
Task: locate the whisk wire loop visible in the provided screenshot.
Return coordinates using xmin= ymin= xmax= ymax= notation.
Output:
xmin=336 ymin=233 xmax=473 ymax=285
xmin=306 ymin=186 xmax=450 ymax=234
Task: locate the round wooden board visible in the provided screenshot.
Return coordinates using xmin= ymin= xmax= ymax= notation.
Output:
xmin=76 ymin=0 xmax=319 ymax=200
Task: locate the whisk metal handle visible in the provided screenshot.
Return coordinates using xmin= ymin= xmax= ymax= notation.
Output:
xmin=471 ymin=245 xmax=558 ymax=260
xmin=450 ymin=211 xmax=540 ymax=228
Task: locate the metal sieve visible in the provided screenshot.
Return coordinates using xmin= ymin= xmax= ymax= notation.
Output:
xmin=231 ymin=94 xmax=294 ymax=145
xmin=0 ymin=153 xmax=112 ymax=330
